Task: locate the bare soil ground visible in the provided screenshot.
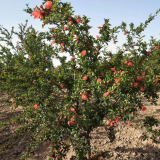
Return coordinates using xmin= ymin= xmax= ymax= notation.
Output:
xmin=0 ymin=92 xmax=160 ymax=160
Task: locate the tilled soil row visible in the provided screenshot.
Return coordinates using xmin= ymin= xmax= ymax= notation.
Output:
xmin=0 ymin=92 xmax=160 ymax=160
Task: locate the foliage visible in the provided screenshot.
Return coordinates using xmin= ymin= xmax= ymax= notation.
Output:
xmin=0 ymin=0 xmax=160 ymax=159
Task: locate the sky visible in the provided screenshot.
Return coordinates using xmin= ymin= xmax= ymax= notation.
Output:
xmin=0 ymin=0 xmax=160 ymax=39
xmin=0 ymin=0 xmax=160 ymax=66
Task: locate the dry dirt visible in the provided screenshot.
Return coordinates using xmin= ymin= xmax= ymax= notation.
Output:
xmin=0 ymin=92 xmax=160 ymax=160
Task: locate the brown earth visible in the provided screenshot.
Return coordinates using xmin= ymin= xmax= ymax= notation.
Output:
xmin=0 ymin=92 xmax=160 ymax=160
